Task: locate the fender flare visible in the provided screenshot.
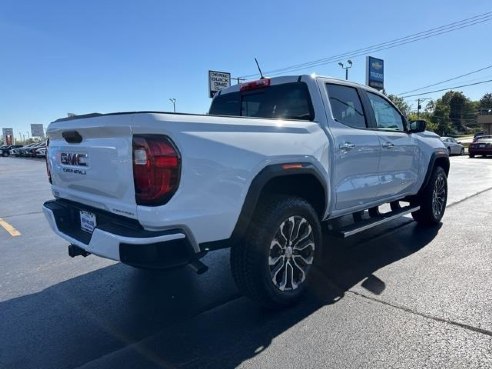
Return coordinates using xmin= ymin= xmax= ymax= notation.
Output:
xmin=419 ymin=152 xmax=450 ymax=194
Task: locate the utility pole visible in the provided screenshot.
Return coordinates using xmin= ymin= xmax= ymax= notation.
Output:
xmin=169 ymin=98 xmax=176 ymax=113
xmin=233 ymin=77 xmax=246 ymax=85
xmin=417 ymin=98 xmax=429 ymax=118
xmin=338 ymin=60 xmax=353 ymax=80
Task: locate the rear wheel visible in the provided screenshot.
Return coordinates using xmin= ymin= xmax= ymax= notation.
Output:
xmin=230 ymin=196 xmax=322 ymax=309
xmin=460 ymin=148 xmax=464 ymax=156
xmin=412 ymin=166 xmax=447 ymax=226
xmin=469 ymin=153 xmax=475 ymax=158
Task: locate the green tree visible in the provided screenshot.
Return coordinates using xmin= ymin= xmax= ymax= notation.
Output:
xmin=479 ymin=93 xmax=492 ymax=110
xmin=429 ymin=91 xmax=476 ymax=133
xmin=431 ymin=101 xmax=451 ymax=136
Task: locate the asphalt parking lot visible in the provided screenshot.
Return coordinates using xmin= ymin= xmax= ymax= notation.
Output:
xmin=0 ymin=155 xmax=491 ymax=369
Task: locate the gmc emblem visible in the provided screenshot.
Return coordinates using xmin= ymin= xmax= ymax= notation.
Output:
xmin=60 ymin=152 xmax=88 ymax=167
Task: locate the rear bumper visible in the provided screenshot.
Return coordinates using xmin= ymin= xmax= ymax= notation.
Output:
xmin=43 ymin=199 xmax=200 ymax=269
xmin=469 ymin=147 xmax=492 ymax=155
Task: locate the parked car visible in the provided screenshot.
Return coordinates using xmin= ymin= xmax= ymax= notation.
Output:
xmin=10 ymin=147 xmax=20 ymax=156
xmin=1 ymin=145 xmax=23 ymax=157
xmin=27 ymin=142 xmax=46 ymax=157
xmin=0 ymin=145 xmax=10 ymax=156
xmin=440 ymin=137 xmax=464 ymax=155
xmin=473 ymin=131 xmax=485 ymax=142
xmin=469 ymin=135 xmax=492 ymax=158
xmin=17 ymin=142 xmax=45 ymax=157
xmin=15 ymin=143 xmax=36 ymax=157
xmin=35 ymin=146 xmax=47 ymax=158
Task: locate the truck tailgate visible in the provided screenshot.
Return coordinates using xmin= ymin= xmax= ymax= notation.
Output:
xmin=47 ymin=115 xmax=137 ymax=218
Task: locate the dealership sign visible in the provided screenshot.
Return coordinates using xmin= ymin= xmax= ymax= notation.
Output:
xmin=366 ymin=56 xmax=384 ymax=90
xmin=31 ymin=123 xmax=45 ymax=137
xmin=2 ymin=128 xmax=14 ymax=145
xmin=208 ymin=70 xmax=231 ymax=98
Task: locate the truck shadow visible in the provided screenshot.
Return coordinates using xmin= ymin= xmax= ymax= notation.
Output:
xmin=0 ymin=220 xmax=441 ymax=369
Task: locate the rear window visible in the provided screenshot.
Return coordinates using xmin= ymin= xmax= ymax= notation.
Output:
xmin=209 ymin=82 xmax=314 ymax=121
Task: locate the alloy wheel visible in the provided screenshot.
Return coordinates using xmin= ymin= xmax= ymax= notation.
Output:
xmin=268 ymin=216 xmax=315 ymax=292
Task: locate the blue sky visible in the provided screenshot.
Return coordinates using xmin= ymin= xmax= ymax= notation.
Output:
xmin=1 ymin=0 xmax=491 ymax=137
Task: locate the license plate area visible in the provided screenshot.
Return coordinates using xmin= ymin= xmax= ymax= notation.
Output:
xmin=479 ymin=144 xmax=485 ymax=148
xmin=80 ymin=210 xmax=97 ymax=233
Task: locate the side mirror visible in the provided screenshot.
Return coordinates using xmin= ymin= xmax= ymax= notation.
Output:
xmin=457 ymin=141 xmax=462 ymax=145
xmin=408 ymin=120 xmax=426 ymax=133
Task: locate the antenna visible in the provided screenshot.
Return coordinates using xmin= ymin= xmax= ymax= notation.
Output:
xmin=255 ymin=58 xmax=265 ymax=79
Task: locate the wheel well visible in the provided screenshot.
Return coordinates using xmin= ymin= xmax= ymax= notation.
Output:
xmin=259 ymin=174 xmax=326 ymax=218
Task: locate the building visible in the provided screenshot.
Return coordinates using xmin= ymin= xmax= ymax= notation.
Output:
xmin=478 ymin=109 xmax=492 ymax=135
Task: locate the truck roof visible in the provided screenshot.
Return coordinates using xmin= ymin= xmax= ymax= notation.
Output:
xmin=215 ymin=74 xmax=382 ymax=96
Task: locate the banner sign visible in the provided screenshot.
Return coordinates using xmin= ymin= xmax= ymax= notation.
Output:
xmin=208 ymin=70 xmax=231 ymax=98
xmin=31 ymin=124 xmax=44 ymax=137
xmin=366 ymin=56 xmax=384 ymax=90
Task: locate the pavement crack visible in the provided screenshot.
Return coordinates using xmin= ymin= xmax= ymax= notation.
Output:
xmin=447 ymin=186 xmax=492 ymax=208
xmin=0 ymin=211 xmax=44 ymax=219
xmin=347 ymin=290 xmax=492 ymax=337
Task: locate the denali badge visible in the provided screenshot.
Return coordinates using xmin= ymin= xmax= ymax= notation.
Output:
xmin=60 ymin=152 xmax=88 ymax=166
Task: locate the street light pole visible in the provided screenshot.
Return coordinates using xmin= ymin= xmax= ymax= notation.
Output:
xmin=169 ymin=98 xmax=176 ymax=113
xmin=338 ymin=60 xmax=353 ymax=80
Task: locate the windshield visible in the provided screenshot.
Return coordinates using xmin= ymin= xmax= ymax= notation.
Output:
xmin=209 ymin=82 xmax=314 ymax=121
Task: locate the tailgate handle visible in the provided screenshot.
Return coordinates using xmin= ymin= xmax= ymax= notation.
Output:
xmin=62 ymin=131 xmax=83 ymax=144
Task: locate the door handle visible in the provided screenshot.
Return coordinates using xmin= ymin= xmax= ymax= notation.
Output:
xmin=339 ymin=142 xmax=356 ymax=151
xmin=382 ymin=142 xmax=395 ymax=149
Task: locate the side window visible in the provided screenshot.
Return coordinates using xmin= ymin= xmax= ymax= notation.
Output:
xmin=326 ymin=84 xmax=367 ymax=129
xmin=367 ymin=92 xmax=405 ymax=131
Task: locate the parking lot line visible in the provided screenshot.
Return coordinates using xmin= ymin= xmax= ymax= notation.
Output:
xmin=0 ymin=218 xmax=21 ymax=237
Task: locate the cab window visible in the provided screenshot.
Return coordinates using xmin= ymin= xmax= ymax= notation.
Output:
xmin=326 ymin=84 xmax=367 ymax=129
xmin=367 ymin=92 xmax=405 ymax=131
xmin=209 ymin=82 xmax=314 ymax=121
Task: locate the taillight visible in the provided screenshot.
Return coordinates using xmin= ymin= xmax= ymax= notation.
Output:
xmin=132 ymin=135 xmax=181 ymax=206
xmin=46 ymin=139 xmax=52 ymax=184
xmin=240 ymin=78 xmax=271 ymax=92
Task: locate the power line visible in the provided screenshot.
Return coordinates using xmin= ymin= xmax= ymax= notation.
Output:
xmin=239 ymin=11 xmax=492 ymax=79
xmin=397 ymin=64 xmax=492 ymax=95
xmin=400 ymin=79 xmax=492 ymax=98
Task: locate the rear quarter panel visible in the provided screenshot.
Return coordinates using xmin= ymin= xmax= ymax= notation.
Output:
xmin=131 ymin=113 xmax=330 ymax=244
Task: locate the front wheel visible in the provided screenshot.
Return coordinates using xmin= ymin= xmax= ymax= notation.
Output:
xmin=412 ymin=166 xmax=447 ymax=226
xmin=230 ymin=196 xmax=322 ymax=309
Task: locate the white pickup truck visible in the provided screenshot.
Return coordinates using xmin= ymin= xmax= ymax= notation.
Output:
xmin=43 ymin=75 xmax=449 ymax=308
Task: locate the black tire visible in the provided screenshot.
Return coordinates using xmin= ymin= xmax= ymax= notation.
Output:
xmin=447 ymin=147 xmax=451 ymax=156
xmin=469 ymin=154 xmax=475 ymax=158
xmin=460 ymin=148 xmax=464 ymax=156
xmin=411 ymin=166 xmax=447 ymax=226
xmin=230 ymin=195 xmax=322 ymax=309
